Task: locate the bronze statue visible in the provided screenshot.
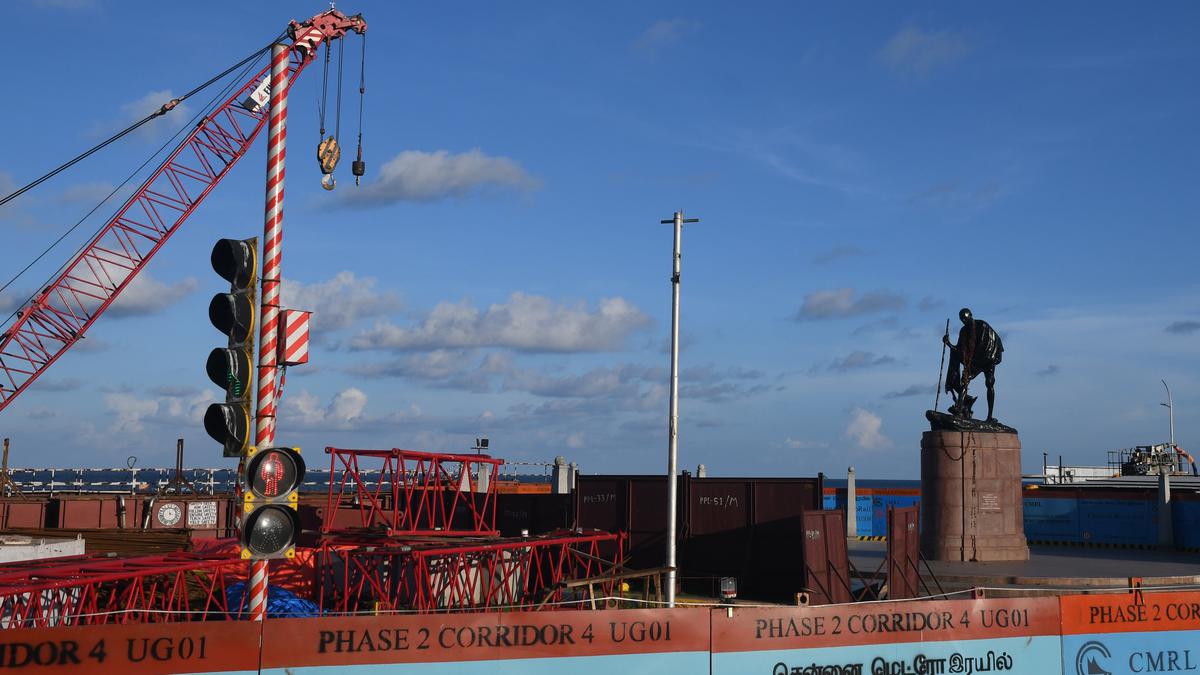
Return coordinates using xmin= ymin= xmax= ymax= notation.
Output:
xmin=942 ymin=307 xmax=1003 ymax=421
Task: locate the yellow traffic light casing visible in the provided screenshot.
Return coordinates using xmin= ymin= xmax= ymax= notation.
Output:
xmin=204 ymin=238 xmax=257 ymax=458
xmin=239 ymin=446 xmax=305 ymax=560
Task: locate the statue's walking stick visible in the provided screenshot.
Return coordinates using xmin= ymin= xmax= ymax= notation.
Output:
xmin=934 ymin=318 xmax=950 ymax=411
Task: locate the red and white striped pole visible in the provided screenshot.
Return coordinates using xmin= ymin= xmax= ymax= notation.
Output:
xmin=249 ymin=41 xmax=290 ymax=623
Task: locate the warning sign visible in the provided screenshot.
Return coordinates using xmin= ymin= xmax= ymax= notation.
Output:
xmin=186 ymin=501 xmax=218 ymax=528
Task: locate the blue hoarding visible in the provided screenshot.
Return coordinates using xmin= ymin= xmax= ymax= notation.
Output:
xmin=1063 ymin=631 xmax=1200 ymax=675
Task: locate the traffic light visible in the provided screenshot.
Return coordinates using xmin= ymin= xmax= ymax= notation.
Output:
xmin=204 ymin=238 xmax=257 ymax=458
xmin=240 ymin=446 xmax=305 ymax=559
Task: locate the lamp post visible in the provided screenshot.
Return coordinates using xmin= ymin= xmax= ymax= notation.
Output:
xmin=1158 ymin=379 xmax=1175 ymax=547
xmin=661 ymin=210 xmax=697 ymax=608
xmin=1161 ymin=379 xmax=1175 ymax=447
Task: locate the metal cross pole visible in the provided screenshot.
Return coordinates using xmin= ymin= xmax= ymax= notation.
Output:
xmin=249 ymin=41 xmax=291 ymax=624
xmin=661 ymin=210 xmax=697 ymax=608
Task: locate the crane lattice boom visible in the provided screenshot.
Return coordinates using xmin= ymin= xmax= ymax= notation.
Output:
xmin=0 ymin=9 xmax=366 ymax=413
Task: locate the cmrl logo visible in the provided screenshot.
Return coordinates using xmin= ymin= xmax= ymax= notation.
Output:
xmin=1077 ymin=637 xmax=1200 ymax=674
xmin=1076 ymin=641 xmax=1112 ymax=675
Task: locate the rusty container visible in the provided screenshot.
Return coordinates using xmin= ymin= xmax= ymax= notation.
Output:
xmin=297 ymin=492 xmax=381 ymax=533
xmin=683 ymin=476 xmax=824 ymax=596
xmin=886 ymin=505 xmax=921 ymax=600
xmin=681 ymin=478 xmax=753 ymax=583
xmin=575 ymin=475 xmax=684 ymax=569
xmin=800 ymin=509 xmax=851 ymax=605
xmin=920 ymin=430 xmax=1029 ymax=561
xmin=496 ymin=493 xmax=572 ymax=536
xmin=0 ymin=498 xmax=51 ymax=528
xmin=51 ymin=494 xmax=144 ymax=529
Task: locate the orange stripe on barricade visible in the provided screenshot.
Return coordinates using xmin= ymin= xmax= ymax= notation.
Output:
xmin=0 ymin=622 xmax=258 ymax=674
xmin=261 ymin=608 xmax=710 ymax=668
xmin=711 ymin=597 xmax=1060 ymax=653
xmin=1060 ymin=590 xmax=1200 ymax=635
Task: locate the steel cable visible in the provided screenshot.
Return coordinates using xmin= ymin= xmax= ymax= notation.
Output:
xmin=0 ymin=46 xmax=273 ymax=317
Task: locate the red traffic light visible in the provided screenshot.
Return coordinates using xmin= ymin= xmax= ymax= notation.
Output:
xmin=240 ymin=446 xmax=305 ymax=559
xmin=244 ymin=447 xmax=305 ymax=500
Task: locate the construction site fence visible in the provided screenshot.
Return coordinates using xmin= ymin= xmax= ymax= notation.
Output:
xmin=825 ymin=485 xmax=1200 ymax=548
xmin=0 ymin=467 xmax=552 ymax=497
xmin=0 ymin=589 xmax=1196 ymax=673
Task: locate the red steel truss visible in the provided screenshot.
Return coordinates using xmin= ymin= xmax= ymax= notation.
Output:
xmin=324 ymin=447 xmax=503 ymax=536
xmin=0 ymin=551 xmax=244 ymax=629
xmin=317 ymin=530 xmax=624 ymax=614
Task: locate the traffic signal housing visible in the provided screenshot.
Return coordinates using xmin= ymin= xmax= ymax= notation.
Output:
xmin=240 ymin=446 xmax=305 ymax=559
xmin=204 ymin=238 xmax=257 ymax=458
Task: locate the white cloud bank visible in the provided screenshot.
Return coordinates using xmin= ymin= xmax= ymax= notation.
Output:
xmin=846 ymin=407 xmax=891 ymax=450
xmin=352 ymin=293 xmax=650 ymax=353
xmin=346 ymin=149 xmax=538 ymax=206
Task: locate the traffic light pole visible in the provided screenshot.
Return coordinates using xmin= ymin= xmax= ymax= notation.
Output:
xmin=248 ymin=41 xmax=291 ymax=624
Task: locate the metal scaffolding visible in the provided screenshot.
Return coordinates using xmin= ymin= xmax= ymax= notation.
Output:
xmin=324 ymin=447 xmax=503 ymax=536
xmin=317 ymin=530 xmax=624 ymax=614
xmin=0 ymin=551 xmax=244 ymax=628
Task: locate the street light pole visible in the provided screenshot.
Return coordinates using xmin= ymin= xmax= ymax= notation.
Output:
xmin=661 ymin=210 xmax=697 ymax=609
xmin=1161 ymin=379 xmax=1175 ymax=447
xmin=1159 ymin=379 xmax=1176 ymax=547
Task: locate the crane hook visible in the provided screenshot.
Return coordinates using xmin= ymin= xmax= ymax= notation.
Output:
xmin=317 ymin=136 xmax=341 ymax=190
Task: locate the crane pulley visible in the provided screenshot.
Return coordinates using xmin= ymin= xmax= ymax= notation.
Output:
xmin=314 ymin=22 xmax=367 ymax=190
xmin=0 ymin=9 xmax=368 ymax=415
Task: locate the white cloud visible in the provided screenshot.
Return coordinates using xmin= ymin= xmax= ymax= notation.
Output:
xmin=566 ymin=432 xmax=585 ymax=449
xmin=281 ymin=387 xmax=372 ymax=430
xmin=30 ymin=377 xmax=83 ymax=392
xmin=351 ymin=293 xmax=651 ymax=353
xmin=89 ymin=89 xmax=191 ymax=141
xmin=797 ymin=288 xmax=905 ymax=320
xmin=634 ymin=19 xmax=701 ymax=56
xmin=104 ymin=393 xmax=159 ymax=434
xmin=784 ymin=437 xmax=828 ymax=450
xmin=101 ymin=388 xmax=209 ymax=435
xmin=505 ymin=364 xmax=662 ymax=401
xmin=879 ymin=25 xmax=971 ymax=79
xmin=824 ymin=350 xmax=896 ymax=373
xmin=812 ymin=245 xmax=865 ymax=265
xmin=108 ymin=272 xmax=197 ymax=318
xmin=281 ymin=271 xmax=400 ymax=331
xmin=846 ymin=407 xmax=891 ymax=450
xmin=345 ymin=149 xmax=538 ymax=206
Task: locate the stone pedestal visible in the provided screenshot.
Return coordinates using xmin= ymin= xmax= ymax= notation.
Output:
xmin=920 ymin=430 xmax=1029 ymax=561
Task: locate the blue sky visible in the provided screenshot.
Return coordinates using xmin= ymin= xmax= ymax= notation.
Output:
xmin=0 ymin=1 xmax=1197 ymax=478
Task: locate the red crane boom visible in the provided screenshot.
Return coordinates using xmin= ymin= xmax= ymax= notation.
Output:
xmin=0 ymin=9 xmax=366 ymax=413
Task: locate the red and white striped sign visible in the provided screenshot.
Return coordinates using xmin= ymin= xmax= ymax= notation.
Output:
xmin=280 ymin=309 xmax=311 ymax=366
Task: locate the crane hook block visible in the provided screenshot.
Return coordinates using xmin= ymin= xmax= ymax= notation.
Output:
xmin=352 ymin=160 xmax=365 ymax=177
xmin=317 ymin=137 xmax=341 ymax=175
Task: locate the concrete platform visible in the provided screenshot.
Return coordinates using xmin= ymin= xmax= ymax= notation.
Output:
xmin=0 ymin=534 xmax=84 ymax=563
xmin=849 ymin=539 xmax=1200 ymax=596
